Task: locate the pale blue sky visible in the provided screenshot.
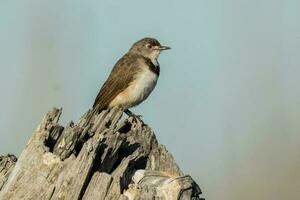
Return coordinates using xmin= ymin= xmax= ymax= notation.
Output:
xmin=1 ymin=1 xmax=300 ymax=200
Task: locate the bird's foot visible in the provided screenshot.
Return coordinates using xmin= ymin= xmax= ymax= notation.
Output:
xmin=125 ymin=109 xmax=145 ymax=125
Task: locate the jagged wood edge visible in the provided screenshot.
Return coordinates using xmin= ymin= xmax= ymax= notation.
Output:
xmin=0 ymin=107 xmax=202 ymax=200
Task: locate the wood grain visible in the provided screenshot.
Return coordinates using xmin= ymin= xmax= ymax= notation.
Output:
xmin=0 ymin=107 xmax=203 ymax=200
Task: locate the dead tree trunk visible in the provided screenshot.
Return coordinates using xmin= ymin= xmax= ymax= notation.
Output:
xmin=0 ymin=107 xmax=203 ymax=200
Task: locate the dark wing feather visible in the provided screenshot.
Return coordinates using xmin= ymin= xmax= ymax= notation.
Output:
xmin=92 ymin=54 xmax=143 ymax=112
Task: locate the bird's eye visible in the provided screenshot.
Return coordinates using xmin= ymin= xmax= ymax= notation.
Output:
xmin=146 ymin=44 xmax=152 ymax=49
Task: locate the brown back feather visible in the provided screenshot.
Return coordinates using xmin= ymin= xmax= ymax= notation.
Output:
xmin=92 ymin=53 xmax=146 ymax=112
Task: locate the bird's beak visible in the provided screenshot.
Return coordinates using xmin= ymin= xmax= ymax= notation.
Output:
xmin=159 ymin=46 xmax=171 ymax=50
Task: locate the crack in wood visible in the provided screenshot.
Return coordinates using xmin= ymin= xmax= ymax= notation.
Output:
xmin=0 ymin=107 xmax=203 ymax=200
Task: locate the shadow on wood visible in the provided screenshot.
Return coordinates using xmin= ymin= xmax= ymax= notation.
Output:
xmin=0 ymin=107 xmax=204 ymax=200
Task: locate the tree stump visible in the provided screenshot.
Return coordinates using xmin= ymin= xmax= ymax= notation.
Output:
xmin=0 ymin=107 xmax=203 ymax=200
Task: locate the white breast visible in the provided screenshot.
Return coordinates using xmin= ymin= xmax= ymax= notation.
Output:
xmin=127 ymin=68 xmax=158 ymax=107
xmin=109 ymin=68 xmax=158 ymax=109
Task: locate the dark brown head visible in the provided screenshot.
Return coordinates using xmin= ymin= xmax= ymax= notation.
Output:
xmin=128 ymin=37 xmax=170 ymax=63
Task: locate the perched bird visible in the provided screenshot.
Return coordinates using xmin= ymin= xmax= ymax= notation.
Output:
xmin=92 ymin=37 xmax=170 ymax=120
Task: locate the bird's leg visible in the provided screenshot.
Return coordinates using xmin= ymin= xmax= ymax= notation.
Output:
xmin=124 ymin=109 xmax=144 ymax=124
xmin=124 ymin=109 xmax=142 ymax=118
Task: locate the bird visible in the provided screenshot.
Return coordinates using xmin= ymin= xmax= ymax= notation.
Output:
xmin=91 ymin=37 xmax=170 ymax=122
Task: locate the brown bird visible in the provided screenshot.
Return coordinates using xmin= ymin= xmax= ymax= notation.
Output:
xmin=92 ymin=37 xmax=170 ymax=120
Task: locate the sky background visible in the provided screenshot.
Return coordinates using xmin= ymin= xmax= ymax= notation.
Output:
xmin=0 ymin=1 xmax=300 ymax=200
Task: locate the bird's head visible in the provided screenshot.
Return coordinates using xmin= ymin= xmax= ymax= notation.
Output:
xmin=128 ymin=37 xmax=171 ymax=64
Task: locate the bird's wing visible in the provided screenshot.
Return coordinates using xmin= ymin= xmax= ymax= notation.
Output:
xmin=92 ymin=54 xmax=144 ymax=112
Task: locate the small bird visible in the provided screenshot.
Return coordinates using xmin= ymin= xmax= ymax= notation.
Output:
xmin=92 ymin=37 xmax=170 ymax=121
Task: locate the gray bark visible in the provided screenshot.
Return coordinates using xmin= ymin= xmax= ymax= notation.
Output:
xmin=0 ymin=107 xmax=204 ymax=200
xmin=0 ymin=155 xmax=17 ymax=191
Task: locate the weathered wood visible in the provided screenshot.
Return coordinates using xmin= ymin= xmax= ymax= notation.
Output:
xmin=82 ymin=172 xmax=112 ymax=200
xmin=125 ymin=170 xmax=202 ymax=200
xmin=0 ymin=107 xmax=204 ymax=200
xmin=0 ymin=155 xmax=17 ymax=191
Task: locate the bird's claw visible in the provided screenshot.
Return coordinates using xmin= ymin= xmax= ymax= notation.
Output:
xmin=130 ymin=114 xmax=144 ymax=124
xmin=125 ymin=110 xmax=145 ymax=125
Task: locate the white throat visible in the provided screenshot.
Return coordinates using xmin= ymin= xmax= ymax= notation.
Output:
xmin=152 ymin=58 xmax=159 ymax=67
xmin=148 ymin=50 xmax=160 ymax=66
